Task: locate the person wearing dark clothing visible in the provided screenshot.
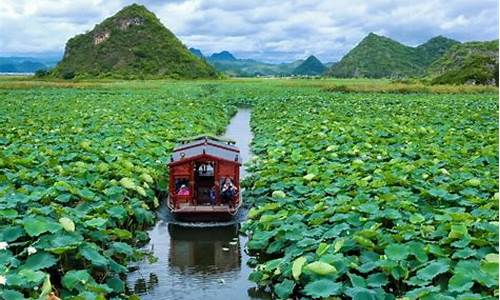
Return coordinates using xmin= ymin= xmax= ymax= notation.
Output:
xmin=221 ymin=178 xmax=237 ymax=205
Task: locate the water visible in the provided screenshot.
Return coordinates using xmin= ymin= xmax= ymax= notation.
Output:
xmin=126 ymin=109 xmax=269 ymax=300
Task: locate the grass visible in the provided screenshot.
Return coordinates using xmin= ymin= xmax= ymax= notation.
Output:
xmin=0 ymin=76 xmax=497 ymax=94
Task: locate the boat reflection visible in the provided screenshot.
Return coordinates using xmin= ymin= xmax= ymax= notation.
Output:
xmin=168 ymin=224 xmax=241 ymax=275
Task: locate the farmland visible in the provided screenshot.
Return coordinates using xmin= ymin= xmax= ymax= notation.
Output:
xmin=0 ymin=78 xmax=498 ymax=299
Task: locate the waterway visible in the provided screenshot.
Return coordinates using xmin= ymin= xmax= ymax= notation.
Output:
xmin=126 ymin=109 xmax=269 ymax=300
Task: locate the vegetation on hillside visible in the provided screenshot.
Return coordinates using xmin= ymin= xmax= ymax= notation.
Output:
xmin=428 ymin=40 xmax=499 ymax=85
xmin=328 ymin=33 xmax=459 ymax=78
xmin=51 ymin=4 xmax=217 ymax=79
xmin=293 ymin=55 xmax=327 ymax=76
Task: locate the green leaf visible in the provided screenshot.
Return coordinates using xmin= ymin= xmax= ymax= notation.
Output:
xmin=366 ymin=273 xmax=388 ymax=288
xmin=465 ymin=178 xmax=481 ymax=187
xmin=385 ymin=244 xmax=410 ymax=261
xmin=21 ymin=252 xmax=57 ymax=270
xmin=0 ymin=209 xmax=18 ymax=219
xmin=0 ymin=226 xmax=24 ymax=242
xmin=84 ymin=218 xmax=107 ymax=228
xmin=120 ymin=177 xmax=136 ymax=190
xmin=107 ymin=206 xmax=127 ymax=220
xmin=306 ymin=261 xmax=337 ymax=275
xmin=18 ymin=269 xmax=45 ymax=283
xmin=22 ymin=216 xmax=62 ymax=237
xmin=480 ymin=253 xmax=499 ymax=277
xmin=106 ymin=277 xmax=125 ymax=293
xmin=274 ymin=279 xmax=295 ymax=299
xmin=79 ymin=244 xmax=108 ymax=267
xmin=38 ymin=274 xmax=52 ymax=300
xmin=448 ymin=272 xmax=474 ymax=293
xmin=303 ymin=173 xmax=316 ymax=181
xmin=62 ymin=270 xmax=92 ymax=291
xmin=353 ymin=236 xmax=375 ymax=249
xmin=416 ymin=260 xmax=449 ymax=282
xmin=409 ymin=213 xmax=425 ymax=224
xmin=292 ymin=256 xmax=307 ymax=280
xmin=316 ymin=242 xmax=330 ymax=256
xmin=348 ymin=273 xmax=367 ymax=288
xmin=448 ymin=224 xmax=468 ymax=239
xmin=303 ymin=279 xmax=342 ymax=298
xmin=333 ymin=238 xmax=345 ymax=253
xmin=272 ymin=190 xmax=286 ymax=198
xmin=0 ymin=289 xmax=27 ymax=300
xmin=110 ymin=242 xmax=133 ymax=256
xmin=59 ymin=217 xmax=75 ymax=232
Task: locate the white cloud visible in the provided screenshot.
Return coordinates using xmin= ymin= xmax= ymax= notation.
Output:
xmin=0 ymin=0 xmax=497 ymax=62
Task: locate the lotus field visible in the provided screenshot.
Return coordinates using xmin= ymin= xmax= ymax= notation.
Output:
xmin=243 ymin=91 xmax=499 ymax=299
xmin=0 ymin=80 xmax=498 ymax=299
xmin=0 ymin=85 xmax=235 ymax=299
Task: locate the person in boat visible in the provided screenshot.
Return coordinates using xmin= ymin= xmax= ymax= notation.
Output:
xmin=221 ymin=178 xmax=237 ymax=205
xmin=209 ymin=185 xmax=216 ymax=206
xmin=177 ymin=184 xmax=190 ymax=196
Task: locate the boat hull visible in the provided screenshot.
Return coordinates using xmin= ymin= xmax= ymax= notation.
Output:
xmin=167 ymin=195 xmax=241 ymax=222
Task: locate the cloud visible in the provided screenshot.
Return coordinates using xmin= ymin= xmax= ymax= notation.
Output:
xmin=0 ymin=0 xmax=497 ymax=62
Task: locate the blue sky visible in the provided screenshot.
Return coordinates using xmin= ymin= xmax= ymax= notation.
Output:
xmin=0 ymin=0 xmax=498 ymax=63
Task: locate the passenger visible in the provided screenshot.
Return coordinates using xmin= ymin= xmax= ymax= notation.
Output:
xmin=221 ymin=178 xmax=237 ymax=205
xmin=177 ymin=184 xmax=190 ymax=196
xmin=209 ymin=185 xmax=216 ymax=206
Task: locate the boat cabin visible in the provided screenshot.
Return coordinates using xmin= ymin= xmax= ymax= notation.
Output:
xmin=167 ymin=135 xmax=242 ymax=220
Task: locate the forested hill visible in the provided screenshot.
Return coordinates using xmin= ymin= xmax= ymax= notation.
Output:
xmin=328 ymin=33 xmax=459 ymax=78
xmin=51 ymin=4 xmax=217 ymax=79
xmin=428 ymin=40 xmax=499 ymax=85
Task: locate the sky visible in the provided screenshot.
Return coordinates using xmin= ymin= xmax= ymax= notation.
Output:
xmin=0 ymin=0 xmax=498 ymax=63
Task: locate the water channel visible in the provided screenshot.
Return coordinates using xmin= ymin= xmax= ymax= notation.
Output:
xmin=126 ymin=109 xmax=270 ymax=300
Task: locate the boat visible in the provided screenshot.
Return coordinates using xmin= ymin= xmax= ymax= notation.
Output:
xmin=166 ymin=135 xmax=242 ymax=221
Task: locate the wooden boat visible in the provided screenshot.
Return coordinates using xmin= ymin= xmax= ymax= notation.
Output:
xmin=166 ymin=135 xmax=242 ymax=221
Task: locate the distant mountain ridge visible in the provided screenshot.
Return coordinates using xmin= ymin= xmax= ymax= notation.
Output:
xmin=293 ymin=55 xmax=327 ymax=75
xmin=51 ymin=4 xmax=217 ymax=79
xmin=188 ymin=49 xmax=321 ymax=77
xmin=329 ymin=33 xmax=460 ymax=78
xmin=0 ymin=56 xmax=60 ymax=73
xmin=209 ymin=51 xmax=237 ymax=61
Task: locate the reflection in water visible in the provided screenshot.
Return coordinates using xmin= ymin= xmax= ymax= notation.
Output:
xmin=133 ymin=273 xmax=159 ymax=295
xmin=126 ymin=216 xmax=266 ymax=300
xmin=168 ymin=224 xmax=241 ymax=274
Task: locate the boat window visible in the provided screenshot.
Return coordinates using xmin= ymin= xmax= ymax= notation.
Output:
xmin=197 ymin=162 xmax=214 ymax=176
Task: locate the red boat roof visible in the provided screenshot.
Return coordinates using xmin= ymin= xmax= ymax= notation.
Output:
xmin=170 ymin=136 xmax=241 ymax=165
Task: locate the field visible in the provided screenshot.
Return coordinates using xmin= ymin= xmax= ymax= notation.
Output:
xmin=0 ymin=78 xmax=498 ymax=299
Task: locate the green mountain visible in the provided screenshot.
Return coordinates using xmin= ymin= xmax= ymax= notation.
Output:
xmin=0 ymin=55 xmax=61 ymax=73
xmin=329 ymin=33 xmax=459 ymax=78
xmin=51 ymin=4 xmax=217 ymax=79
xmin=209 ymin=51 xmax=237 ymax=61
xmin=293 ymin=55 xmax=326 ymax=75
xmin=416 ymin=36 xmax=461 ymax=66
xmin=0 ymin=58 xmax=47 ymax=73
xmin=428 ymin=40 xmax=499 ymax=85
